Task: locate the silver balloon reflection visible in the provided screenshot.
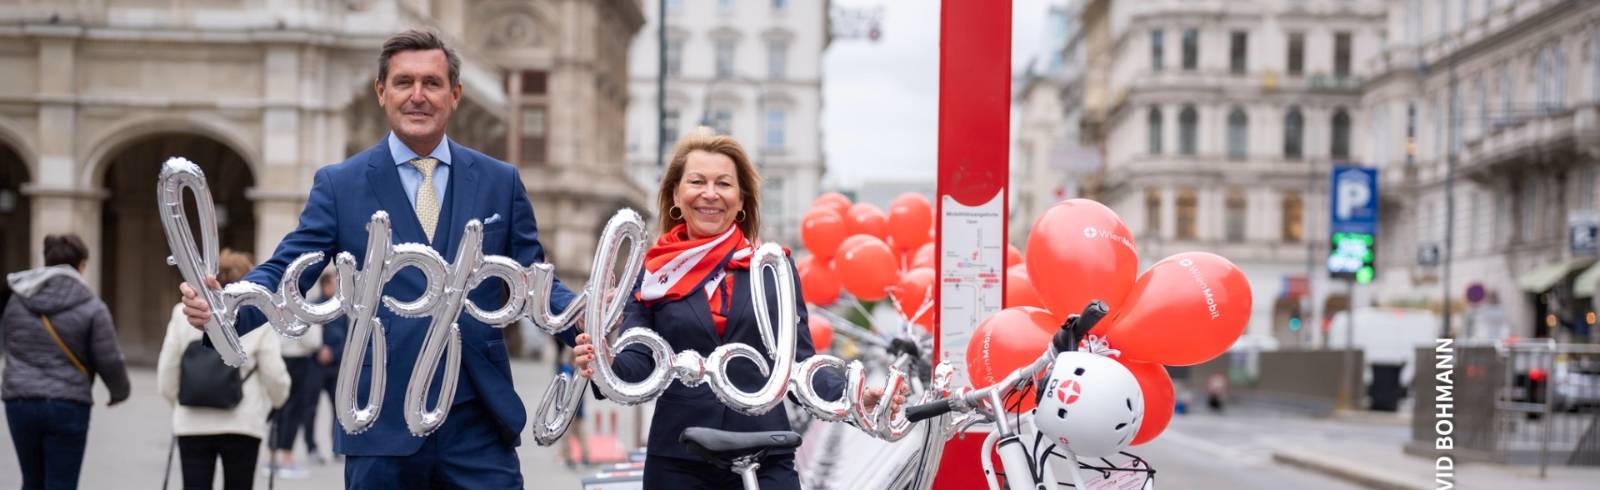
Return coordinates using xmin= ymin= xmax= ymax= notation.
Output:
xmin=158 ymin=158 xmax=921 ymax=443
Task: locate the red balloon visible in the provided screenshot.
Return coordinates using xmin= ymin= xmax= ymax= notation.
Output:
xmin=966 ymin=307 xmax=1058 ymax=413
xmin=1006 ymin=244 xmax=1023 ymax=268
xmin=836 ymin=237 xmax=898 ymax=301
xmin=814 ymin=192 xmax=853 ymax=218
xmin=847 ymin=203 xmax=889 ymax=240
xmin=1119 ymin=359 xmax=1174 ymax=446
xmin=1004 ymin=265 xmax=1046 ymax=310
xmin=892 ymin=267 xmax=936 ymax=325
xmin=809 ymin=314 xmax=834 ymax=352
xmin=1025 ymin=199 xmax=1139 ymax=320
xmin=1094 ymin=252 xmax=1253 ymax=366
xmin=888 ymin=193 xmax=933 ymax=252
xmin=911 ymin=243 xmax=935 ymax=270
xmin=798 ymin=258 xmax=842 ymax=306
xmin=800 ymin=208 xmax=849 ymax=259
xmin=835 ymin=234 xmax=878 ymax=261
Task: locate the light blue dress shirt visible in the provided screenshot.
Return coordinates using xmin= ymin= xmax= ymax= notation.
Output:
xmin=388 ymin=132 xmax=452 ymax=208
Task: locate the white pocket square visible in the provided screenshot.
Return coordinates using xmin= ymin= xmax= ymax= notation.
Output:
xmin=483 ymin=213 xmax=503 ymax=225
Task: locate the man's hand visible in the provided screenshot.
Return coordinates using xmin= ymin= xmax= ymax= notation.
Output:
xmin=863 ymin=382 xmax=911 ymax=414
xmin=179 ymin=276 xmax=222 ymax=331
xmin=573 ymin=333 xmax=595 ymax=378
xmin=317 ymin=346 xmax=334 ymax=366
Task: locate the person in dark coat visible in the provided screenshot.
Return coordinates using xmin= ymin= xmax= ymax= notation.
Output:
xmin=573 ymin=128 xmax=904 ymax=489
xmin=2 ymin=234 xmax=131 ymax=490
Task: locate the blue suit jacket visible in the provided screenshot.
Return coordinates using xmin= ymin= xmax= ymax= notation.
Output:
xmin=610 ymin=260 xmax=845 ymax=461
xmin=236 ymin=140 xmax=575 ymax=457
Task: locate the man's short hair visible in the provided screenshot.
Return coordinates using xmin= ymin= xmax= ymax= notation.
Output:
xmin=377 ymin=29 xmax=461 ymax=87
xmin=43 ymin=234 xmax=88 ymax=268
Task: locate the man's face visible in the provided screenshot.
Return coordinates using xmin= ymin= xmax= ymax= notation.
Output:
xmin=376 ymin=49 xmax=460 ymax=146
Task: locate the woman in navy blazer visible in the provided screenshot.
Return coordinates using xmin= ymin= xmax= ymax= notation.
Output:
xmin=575 ymin=127 xmax=901 ymax=489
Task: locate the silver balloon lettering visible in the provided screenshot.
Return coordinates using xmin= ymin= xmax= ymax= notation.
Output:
xmin=158 ymin=158 xmax=914 ymax=443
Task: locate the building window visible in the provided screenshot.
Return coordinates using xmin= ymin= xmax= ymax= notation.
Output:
xmin=764 ymin=109 xmax=786 ymax=149
xmin=773 ymin=0 xmax=787 ymax=11
xmin=1287 ymin=33 xmax=1305 ymax=76
xmin=519 ymin=106 xmax=546 ymax=165
xmin=663 ymin=109 xmax=681 ymax=147
xmin=1406 ymin=103 xmax=1417 ymax=159
xmin=1407 ymin=0 xmax=1420 ymax=46
xmin=1450 ymin=87 xmax=1462 ymax=154
xmin=1145 ymin=188 xmax=1162 ymax=235
xmin=1475 ymin=76 xmax=1487 ymax=139
xmin=521 ymin=71 xmax=547 ymax=95
xmin=1226 ymin=190 xmax=1247 ymax=242
xmin=1147 ymin=107 xmax=1163 ymax=154
xmin=715 ymin=39 xmax=736 ymax=79
xmin=767 ymin=40 xmax=788 ymax=79
xmin=1334 ymin=32 xmax=1352 ymax=78
xmin=1500 ymin=67 xmax=1512 ymax=123
xmin=1282 ymin=192 xmax=1304 ymax=242
xmin=666 ymin=39 xmax=684 ymax=77
xmin=1578 ymin=167 xmax=1597 ymax=210
xmin=1178 ymin=105 xmax=1198 ymax=155
xmin=1227 ymin=108 xmax=1248 ymax=159
xmin=1284 ymin=107 xmax=1304 ymax=159
xmin=1230 ymin=31 xmax=1248 ymax=74
xmin=1181 ymin=28 xmax=1199 ymax=71
xmin=1591 ymin=30 xmax=1600 ymax=103
xmin=709 ymin=109 xmax=733 ymax=135
xmin=1176 ymin=188 xmax=1198 ymax=240
xmin=1331 ymin=109 xmax=1352 ymax=160
xmin=1151 ymin=30 xmax=1164 ymax=71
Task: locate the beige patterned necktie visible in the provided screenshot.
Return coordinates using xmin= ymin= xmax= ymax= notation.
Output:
xmin=410 ymin=157 xmax=440 ymax=242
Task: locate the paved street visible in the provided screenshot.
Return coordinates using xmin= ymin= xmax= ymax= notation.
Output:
xmin=0 ymin=359 xmax=651 ymax=489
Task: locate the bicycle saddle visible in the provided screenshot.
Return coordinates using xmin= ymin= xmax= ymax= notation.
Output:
xmin=679 ymin=427 xmax=802 ymax=461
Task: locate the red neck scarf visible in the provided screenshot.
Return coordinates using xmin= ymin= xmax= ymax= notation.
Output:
xmin=637 ymin=224 xmax=754 ymax=305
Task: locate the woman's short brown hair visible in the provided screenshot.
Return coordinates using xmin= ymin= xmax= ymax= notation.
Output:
xmin=657 ymin=127 xmax=762 ymax=239
xmin=216 ymin=249 xmax=255 ymax=285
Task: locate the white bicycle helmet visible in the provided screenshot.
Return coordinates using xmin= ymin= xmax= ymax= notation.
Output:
xmin=1034 ymin=351 xmax=1144 ymax=458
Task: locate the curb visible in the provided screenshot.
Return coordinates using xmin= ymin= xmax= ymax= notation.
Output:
xmin=1270 ymin=446 xmax=1428 ymax=490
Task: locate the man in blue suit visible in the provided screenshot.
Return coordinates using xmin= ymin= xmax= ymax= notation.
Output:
xmin=179 ymin=29 xmax=574 ymax=489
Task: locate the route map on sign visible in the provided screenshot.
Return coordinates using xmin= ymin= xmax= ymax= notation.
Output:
xmin=939 ymin=191 xmax=1005 ymax=389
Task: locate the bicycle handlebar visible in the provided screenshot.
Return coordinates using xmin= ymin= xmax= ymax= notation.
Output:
xmin=905 ymin=300 xmax=1111 ymax=424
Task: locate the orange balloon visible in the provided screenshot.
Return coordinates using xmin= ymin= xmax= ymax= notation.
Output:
xmin=965 ymin=307 xmax=1057 ymax=412
xmin=836 ymin=237 xmax=898 ymax=301
xmin=1024 ymin=199 xmax=1139 ymax=320
xmin=1006 ymin=244 xmax=1023 ymax=268
xmin=1093 ymin=252 xmax=1253 ymax=366
xmin=800 ymin=208 xmax=849 ymax=259
xmin=808 ymin=314 xmax=834 ymax=352
xmin=911 ymin=243 xmax=936 ymax=270
xmin=1004 ymin=265 xmax=1046 ymax=310
xmin=814 ymin=192 xmax=853 ymax=218
xmin=892 ymin=267 xmax=936 ymax=324
xmin=846 ymin=203 xmax=889 ymax=240
xmin=798 ymin=258 xmax=842 ymax=306
xmin=888 ymin=193 xmax=933 ymax=252
xmin=1120 ymin=359 xmax=1174 ymax=446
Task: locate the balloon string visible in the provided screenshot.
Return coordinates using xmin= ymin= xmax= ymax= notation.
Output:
xmin=1080 ymin=335 xmax=1121 ymax=358
xmin=847 ymin=297 xmax=877 ymax=330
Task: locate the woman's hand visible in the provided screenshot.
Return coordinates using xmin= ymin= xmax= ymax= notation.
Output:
xmin=862 ymin=382 xmax=911 ymax=414
xmin=573 ymin=333 xmax=596 ymax=378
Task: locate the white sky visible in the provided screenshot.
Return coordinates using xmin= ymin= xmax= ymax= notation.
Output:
xmin=821 ymin=0 xmax=1055 ymax=189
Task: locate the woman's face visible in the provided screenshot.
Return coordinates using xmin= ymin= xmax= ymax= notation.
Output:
xmin=674 ymin=150 xmax=743 ymax=239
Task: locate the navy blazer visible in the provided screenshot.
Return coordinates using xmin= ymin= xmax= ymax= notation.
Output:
xmin=610 ymin=259 xmax=845 ymax=461
xmin=235 ymin=140 xmax=575 ymax=457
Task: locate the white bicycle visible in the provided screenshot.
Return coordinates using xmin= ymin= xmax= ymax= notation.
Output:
xmin=904 ymin=300 xmax=1156 ymax=490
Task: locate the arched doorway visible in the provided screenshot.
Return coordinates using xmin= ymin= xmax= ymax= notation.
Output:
xmin=0 ymin=143 xmax=31 ymax=309
xmin=100 ymin=134 xmax=255 ymax=362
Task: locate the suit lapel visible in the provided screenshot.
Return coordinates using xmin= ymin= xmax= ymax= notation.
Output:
xmin=439 ymin=141 xmax=478 ymax=259
xmin=685 ymin=288 xmax=721 ymax=346
xmin=365 ymin=145 xmax=428 ymax=244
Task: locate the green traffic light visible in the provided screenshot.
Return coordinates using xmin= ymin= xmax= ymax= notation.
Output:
xmin=1357 ymin=266 xmax=1374 ymax=284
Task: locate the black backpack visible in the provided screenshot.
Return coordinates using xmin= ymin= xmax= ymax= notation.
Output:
xmin=178 ymin=339 xmax=256 ymax=409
